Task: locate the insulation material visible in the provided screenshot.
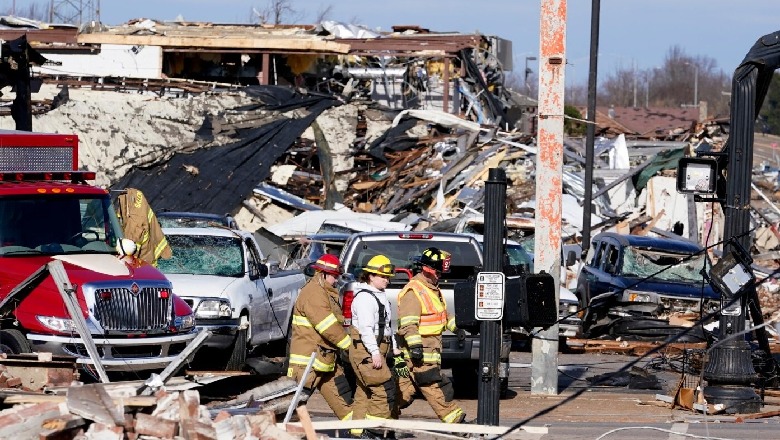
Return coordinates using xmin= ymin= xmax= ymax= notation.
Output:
xmin=645 ymin=176 xmax=691 ymax=239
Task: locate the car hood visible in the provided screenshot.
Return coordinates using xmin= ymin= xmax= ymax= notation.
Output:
xmin=620 ymin=277 xmax=718 ymax=299
xmin=164 ymin=274 xmax=240 ymax=299
xmin=560 ymin=287 xmax=578 ymax=302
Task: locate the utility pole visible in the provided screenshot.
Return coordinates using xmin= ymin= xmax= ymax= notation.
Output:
xmin=632 ymin=60 xmax=637 ymax=108
xmin=531 ymin=0 xmax=566 ymax=395
xmin=581 ymin=0 xmax=600 ymax=262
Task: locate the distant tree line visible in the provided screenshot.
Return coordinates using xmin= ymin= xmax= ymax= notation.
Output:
xmin=759 ymin=73 xmax=780 ymax=136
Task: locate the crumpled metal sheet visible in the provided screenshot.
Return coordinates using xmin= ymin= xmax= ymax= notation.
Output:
xmin=111 ymin=89 xmax=341 ymax=215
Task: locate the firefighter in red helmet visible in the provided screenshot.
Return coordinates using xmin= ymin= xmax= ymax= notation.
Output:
xmin=287 ymin=254 xmax=354 ymax=421
xmin=395 ymin=247 xmax=465 ymax=424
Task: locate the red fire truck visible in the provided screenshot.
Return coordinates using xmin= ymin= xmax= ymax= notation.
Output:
xmin=0 ymin=130 xmax=198 ymax=371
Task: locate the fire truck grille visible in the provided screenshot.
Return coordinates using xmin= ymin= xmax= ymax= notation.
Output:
xmin=94 ymin=288 xmax=171 ymax=331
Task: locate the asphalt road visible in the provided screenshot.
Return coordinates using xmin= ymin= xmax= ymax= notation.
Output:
xmin=299 ymin=349 xmax=780 ymax=439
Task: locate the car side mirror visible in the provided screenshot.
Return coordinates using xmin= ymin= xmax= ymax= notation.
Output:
xmin=258 ymin=263 xmax=269 ymax=278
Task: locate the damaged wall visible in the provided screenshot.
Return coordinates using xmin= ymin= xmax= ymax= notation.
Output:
xmin=0 ymin=85 xmax=253 ymax=187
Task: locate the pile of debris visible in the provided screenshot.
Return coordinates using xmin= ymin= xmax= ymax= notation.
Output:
xmin=0 ymin=386 xmax=298 ymax=440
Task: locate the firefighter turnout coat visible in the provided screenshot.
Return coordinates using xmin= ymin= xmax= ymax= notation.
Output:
xmin=396 ymin=273 xmax=464 ymax=424
xmin=115 ymin=188 xmax=171 ymax=266
xmin=287 ymin=272 xmax=353 ymax=420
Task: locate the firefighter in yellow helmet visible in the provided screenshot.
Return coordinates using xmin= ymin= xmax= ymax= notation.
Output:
xmin=348 ymin=254 xmax=403 ymax=439
xmin=287 ymin=254 xmax=353 ymax=421
xmin=396 ymin=247 xmax=465 ymax=424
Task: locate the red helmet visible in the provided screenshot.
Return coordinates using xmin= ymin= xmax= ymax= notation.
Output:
xmin=310 ymin=254 xmax=343 ymax=276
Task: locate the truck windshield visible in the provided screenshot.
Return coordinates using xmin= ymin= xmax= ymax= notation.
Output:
xmin=0 ymin=195 xmax=121 ymax=255
xmin=159 ymin=235 xmax=244 ymax=277
xmin=620 ymin=246 xmax=707 ymax=283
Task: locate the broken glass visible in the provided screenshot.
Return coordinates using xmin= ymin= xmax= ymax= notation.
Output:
xmin=159 ymin=235 xmax=244 ymax=277
xmin=620 ymin=246 xmax=707 ymax=283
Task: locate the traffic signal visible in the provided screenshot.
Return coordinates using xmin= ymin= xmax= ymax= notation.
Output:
xmin=504 ymin=271 xmax=557 ymax=329
xmin=453 ymin=271 xmax=557 ymax=330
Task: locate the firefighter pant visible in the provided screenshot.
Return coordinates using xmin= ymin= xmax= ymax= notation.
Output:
xmin=396 ymin=361 xmax=463 ymax=423
xmin=349 ymin=330 xmax=396 ymax=436
xmin=287 ymin=362 xmax=353 ymax=421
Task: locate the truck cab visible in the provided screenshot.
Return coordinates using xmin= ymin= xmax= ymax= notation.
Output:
xmin=339 ymin=231 xmax=511 ymax=394
xmin=0 ymin=131 xmax=197 ymax=371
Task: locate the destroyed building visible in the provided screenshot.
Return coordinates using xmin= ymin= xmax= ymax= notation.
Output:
xmin=3 ymin=15 xmax=780 ymax=339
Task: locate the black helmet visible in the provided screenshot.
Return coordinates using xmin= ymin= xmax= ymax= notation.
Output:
xmin=415 ymin=247 xmax=451 ymax=273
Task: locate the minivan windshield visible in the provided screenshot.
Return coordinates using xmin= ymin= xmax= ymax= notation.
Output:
xmin=620 ymin=246 xmax=707 ymax=283
xmin=0 ymin=195 xmax=121 ymax=255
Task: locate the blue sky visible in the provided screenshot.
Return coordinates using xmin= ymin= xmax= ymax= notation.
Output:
xmin=54 ymin=1 xmax=780 ymax=85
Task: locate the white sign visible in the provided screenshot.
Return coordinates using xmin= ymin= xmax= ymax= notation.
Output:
xmin=475 ymin=271 xmax=505 ymax=320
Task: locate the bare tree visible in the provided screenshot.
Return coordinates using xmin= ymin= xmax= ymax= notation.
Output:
xmin=2 ymin=0 xmax=48 ymax=21
xmin=313 ymin=4 xmax=333 ymax=23
xmin=599 ymin=45 xmax=730 ymax=116
xmin=251 ymin=0 xmax=304 ymax=25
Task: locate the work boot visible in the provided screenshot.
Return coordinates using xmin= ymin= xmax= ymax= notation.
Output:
xmin=298 ymin=387 xmax=313 ymax=403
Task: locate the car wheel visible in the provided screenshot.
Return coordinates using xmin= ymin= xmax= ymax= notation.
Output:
xmin=0 ymin=329 xmax=31 ymax=354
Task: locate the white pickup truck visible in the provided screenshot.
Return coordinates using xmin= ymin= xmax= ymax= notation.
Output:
xmin=339 ymin=231 xmax=512 ymax=395
xmin=158 ymin=227 xmax=306 ymax=369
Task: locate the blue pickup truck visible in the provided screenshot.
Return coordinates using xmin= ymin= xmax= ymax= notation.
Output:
xmin=576 ymin=232 xmax=719 ymax=339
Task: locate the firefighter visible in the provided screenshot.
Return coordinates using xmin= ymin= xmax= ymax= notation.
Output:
xmin=348 ymin=254 xmax=402 ymax=439
xmin=396 ymin=247 xmax=465 ymax=424
xmin=115 ymin=188 xmax=171 ymax=266
xmin=287 ymin=254 xmax=354 ymax=421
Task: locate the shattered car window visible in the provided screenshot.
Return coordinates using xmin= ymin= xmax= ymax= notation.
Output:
xmin=620 ymin=246 xmax=707 ymax=283
xmin=159 ymin=235 xmax=244 ymax=277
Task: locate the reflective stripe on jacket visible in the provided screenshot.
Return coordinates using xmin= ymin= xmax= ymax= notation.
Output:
xmin=288 ymin=273 xmax=351 ymax=372
xmin=398 ymin=277 xmax=448 ymax=336
xmin=115 ymin=188 xmax=172 ymax=266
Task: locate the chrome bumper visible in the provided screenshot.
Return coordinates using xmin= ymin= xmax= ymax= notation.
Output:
xmin=27 ymin=331 xmax=199 ymax=372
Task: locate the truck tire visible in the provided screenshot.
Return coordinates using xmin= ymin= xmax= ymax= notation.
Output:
xmin=0 ymin=329 xmax=31 ymax=354
xmin=224 ymin=327 xmax=248 ymax=371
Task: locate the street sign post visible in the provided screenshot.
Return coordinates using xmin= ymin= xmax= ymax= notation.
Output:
xmin=475 ymin=271 xmax=505 ymax=320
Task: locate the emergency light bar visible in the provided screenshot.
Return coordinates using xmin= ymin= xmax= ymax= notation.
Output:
xmin=0 ymin=171 xmax=96 ymax=182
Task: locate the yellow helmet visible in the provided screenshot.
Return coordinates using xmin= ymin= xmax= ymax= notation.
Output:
xmin=363 ymin=254 xmax=395 ymax=276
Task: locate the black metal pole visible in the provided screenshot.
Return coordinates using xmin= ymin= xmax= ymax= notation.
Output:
xmin=477 ymin=168 xmax=506 ymax=426
xmin=581 ymin=0 xmax=600 ymax=261
xmin=703 ymin=62 xmax=761 ymax=413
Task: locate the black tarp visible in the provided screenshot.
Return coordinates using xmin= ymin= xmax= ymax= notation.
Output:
xmin=111 ymin=87 xmax=342 ymax=215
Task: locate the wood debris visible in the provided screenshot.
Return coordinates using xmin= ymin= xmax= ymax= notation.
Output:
xmin=566 ymin=338 xmax=706 ymax=356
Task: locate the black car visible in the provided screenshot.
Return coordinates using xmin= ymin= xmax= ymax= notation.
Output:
xmin=577 ymin=232 xmax=719 ymax=338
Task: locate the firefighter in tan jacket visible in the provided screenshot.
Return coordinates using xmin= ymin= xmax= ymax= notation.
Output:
xmin=287 ymin=254 xmax=353 ymax=421
xmin=396 ymin=247 xmax=465 ymax=424
xmin=115 ymin=188 xmax=171 ymax=266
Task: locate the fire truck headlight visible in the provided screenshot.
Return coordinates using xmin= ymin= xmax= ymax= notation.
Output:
xmin=175 ymin=313 xmax=196 ymax=331
xmin=37 ymin=316 xmax=78 ymax=333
